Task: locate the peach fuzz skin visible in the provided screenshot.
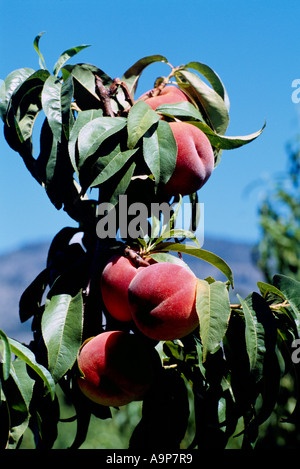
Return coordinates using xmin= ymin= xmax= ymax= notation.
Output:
xmin=164 ymin=121 xmax=214 ymax=197
xmin=137 ymin=85 xmax=189 ymax=110
xmin=128 ymin=262 xmax=199 ymax=341
xmin=77 ymin=331 xmax=158 ymax=407
xmin=101 ymin=255 xmax=140 ymax=322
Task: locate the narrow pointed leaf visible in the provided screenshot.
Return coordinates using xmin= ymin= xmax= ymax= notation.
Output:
xmin=189 ymin=120 xmax=266 ymax=151
xmin=8 ymin=338 xmax=55 ymax=399
xmin=42 ymin=291 xmax=84 ymax=383
xmin=0 ymin=330 xmax=11 ymax=380
xmin=88 ymin=147 xmax=138 ymax=189
xmin=33 ymin=31 xmax=47 ymax=70
xmin=122 ymin=55 xmax=168 ymax=98
xmin=196 ymin=279 xmax=231 ymax=361
xmin=155 ymin=100 xmax=205 ymax=121
xmin=53 ymin=45 xmax=91 ymax=77
xmin=237 ymin=293 xmax=269 ymax=383
xmin=143 ymin=120 xmax=177 ymax=185
xmin=184 ymin=61 xmax=230 ymax=110
xmin=127 ymin=101 xmax=160 ymax=149
xmin=0 ymin=68 xmax=35 ymax=120
xmin=273 ymin=274 xmax=300 ymax=331
xmin=68 ymin=109 xmax=103 ymax=173
xmin=8 ymin=70 xmax=50 ymax=147
xmin=41 ymin=75 xmax=63 ymax=142
xmin=77 ymin=116 xmax=127 ymax=165
xmin=176 ymin=69 xmax=229 ymax=135
xmin=273 ymin=274 xmax=300 ymax=319
xmin=153 ymin=242 xmax=234 ymax=287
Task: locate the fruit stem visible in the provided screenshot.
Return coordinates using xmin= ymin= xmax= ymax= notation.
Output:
xmin=124 ymin=246 xmax=151 ymax=267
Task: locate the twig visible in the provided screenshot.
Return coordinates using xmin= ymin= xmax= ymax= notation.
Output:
xmin=95 ymin=75 xmax=114 ymax=117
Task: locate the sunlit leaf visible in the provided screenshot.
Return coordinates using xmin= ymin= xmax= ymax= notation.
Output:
xmin=155 ymin=100 xmax=205 ymax=121
xmin=153 ymin=242 xmax=234 ymax=287
xmin=184 ymin=61 xmax=230 ymax=110
xmin=0 ymin=68 xmax=35 ymax=121
xmin=33 ymin=31 xmax=47 ymax=70
xmin=77 ymin=116 xmax=126 ymax=165
xmin=143 ymin=120 xmax=177 ymax=185
xmin=196 ymin=279 xmax=231 ymax=361
xmin=41 ymin=75 xmax=63 ymax=142
xmin=189 ymin=120 xmax=266 ymax=151
xmin=42 ymin=291 xmax=83 ymax=383
xmin=176 ymin=69 xmax=229 ymax=135
xmin=68 ymin=109 xmax=104 ymax=173
xmin=121 ymin=55 xmax=168 ymax=98
xmin=53 ymin=44 xmax=91 ymax=77
xmin=127 ymin=100 xmax=160 ymax=149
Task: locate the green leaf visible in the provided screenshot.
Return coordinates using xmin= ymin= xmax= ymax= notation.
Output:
xmin=273 ymin=274 xmax=300 ymax=316
xmin=256 ymin=281 xmax=286 ymax=301
xmin=9 ymin=359 xmax=35 ymax=411
xmin=88 ymin=146 xmax=138 ymax=189
xmin=184 ymin=61 xmax=230 ymax=110
xmin=8 ymin=69 xmax=50 ymax=147
xmin=175 ymin=69 xmax=229 ymax=135
xmin=41 ymin=75 xmax=63 ymax=142
xmin=189 ymin=120 xmax=266 ymax=151
xmin=1 ymin=359 xmax=34 ymax=449
xmin=196 ymin=279 xmax=231 ymax=361
xmin=127 ymin=101 xmax=160 ymax=149
xmin=151 ymin=229 xmax=200 ymax=251
xmin=0 ymin=68 xmax=35 ymax=121
xmin=143 ymin=120 xmax=177 ymax=185
xmin=68 ymin=109 xmax=104 ymax=173
xmin=33 ymin=31 xmax=47 ymax=70
xmin=0 ymin=330 xmax=11 ymax=380
xmin=149 ymin=252 xmax=192 ymax=271
xmin=155 ymin=100 xmax=205 ymax=121
xmin=77 ymin=116 xmax=127 ymax=165
xmin=153 ymin=242 xmax=234 ymax=287
xmin=237 ymin=293 xmax=276 ymax=383
xmin=121 ymin=55 xmax=168 ymax=98
xmin=42 ymin=291 xmax=83 ymax=383
xmin=273 ymin=274 xmax=300 ymax=331
xmin=53 ymin=44 xmax=91 ymax=77
xmin=8 ymin=338 xmax=55 ymax=399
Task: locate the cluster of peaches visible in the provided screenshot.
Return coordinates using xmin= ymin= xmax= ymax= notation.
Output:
xmin=77 ymin=84 xmax=214 ymax=407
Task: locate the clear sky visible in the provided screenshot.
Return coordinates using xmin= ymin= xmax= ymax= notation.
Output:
xmin=1 ymin=0 xmax=300 ymax=254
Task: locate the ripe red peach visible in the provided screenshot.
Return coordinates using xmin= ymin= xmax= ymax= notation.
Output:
xmin=137 ymin=85 xmax=189 ymax=110
xmin=128 ymin=262 xmax=199 ymax=341
xmin=101 ymin=255 xmax=139 ymax=322
xmin=164 ymin=121 xmax=214 ymax=197
xmin=77 ymin=330 xmax=158 ymax=407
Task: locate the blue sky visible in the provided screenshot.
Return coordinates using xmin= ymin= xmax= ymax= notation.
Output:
xmin=1 ymin=0 xmax=300 ymax=254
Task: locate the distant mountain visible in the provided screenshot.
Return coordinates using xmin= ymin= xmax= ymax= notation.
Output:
xmin=0 ymin=237 xmax=264 ymax=343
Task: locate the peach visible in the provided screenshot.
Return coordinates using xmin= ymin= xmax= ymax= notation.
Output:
xmin=137 ymin=85 xmax=189 ymax=110
xmin=128 ymin=262 xmax=199 ymax=341
xmin=163 ymin=121 xmax=214 ymax=197
xmin=77 ymin=331 xmax=158 ymax=406
xmin=101 ymin=254 xmax=139 ymax=321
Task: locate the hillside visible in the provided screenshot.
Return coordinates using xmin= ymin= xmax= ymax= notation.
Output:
xmin=0 ymin=237 xmax=264 ymax=343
